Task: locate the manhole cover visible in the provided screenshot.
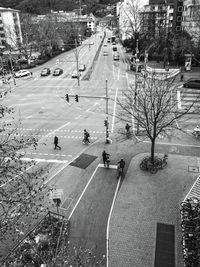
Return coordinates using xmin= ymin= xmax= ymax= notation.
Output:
xmin=69 ymin=153 xmax=97 ymax=169
xmin=188 ymin=166 xmax=199 ymax=173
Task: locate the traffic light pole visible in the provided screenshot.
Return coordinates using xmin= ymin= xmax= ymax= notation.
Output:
xmin=105 ymin=79 xmax=110 ymax=144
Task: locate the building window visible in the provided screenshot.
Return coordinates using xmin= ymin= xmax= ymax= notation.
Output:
xmin=176 ymin=26 xmax=181 ymax=31
xmin=177 ymin=16 xmax=182 ymax=22
xmin=178 ymin=6 xmax=183 ymax=12
xmin=12 ymin=12 xmax=17 ymax=17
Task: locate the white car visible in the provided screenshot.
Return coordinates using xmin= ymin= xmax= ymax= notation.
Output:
xmin=14 ymin=69 xmax=31 ymax=78
xmin=71 ymin=70 xmax=81 ymax=78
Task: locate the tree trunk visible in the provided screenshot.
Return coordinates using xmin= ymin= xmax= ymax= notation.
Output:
xmin=151 ymin=138 xmax=155 ymax=164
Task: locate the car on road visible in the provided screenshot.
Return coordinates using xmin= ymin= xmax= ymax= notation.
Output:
xmin=71 ymin=70 xmax=81 ymax=78
xmin=113 ymin=52 xmax=120 ymax=61
xmin=183 ymin=79 xmax=200 ymax=89
xmin=113 ymin=46 xmax=117 ymax=52
xmin=107 ymin=38 xmax=111 ymax=43
xmin=53 ymin=68 xmax=63 ymax=76
xmin=103 ymin=51 xmax=108 ymax=56
xmin=130 ymin=63 xmax=144 ymax=72
xmin=41 ymin=68 xmax=51 ymax=76
xmin=78 ymin=64 xmax=86 ymax=71
xmin=14 ymin=69 xmax=30 ymax=78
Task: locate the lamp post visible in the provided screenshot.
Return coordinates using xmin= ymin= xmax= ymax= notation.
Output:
xmin=9 ymin=50 xmax=16 ymax=86
xmin=134 ymin=39 xmax=139 ymax=135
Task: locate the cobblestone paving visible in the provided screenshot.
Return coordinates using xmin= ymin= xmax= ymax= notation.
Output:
xmin=109 ymin=154 xmax=199 ymax=267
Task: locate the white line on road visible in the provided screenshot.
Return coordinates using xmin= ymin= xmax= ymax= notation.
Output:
xmin=117 ymin=68 xmax=120 ymax=80
xmin=20 ymin=157 xmax=68 ymax=163
xmin=68 ymin=164 xmax=100 ymax=220
xmin=111 ymin=87 xmax=118 ymax=133
xmin=106 ymin=175 xmax=121 ymax=267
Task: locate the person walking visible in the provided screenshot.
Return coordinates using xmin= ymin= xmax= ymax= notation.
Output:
xmin=125 ymin=123 xmax=131 ymax=133
xmin=54 ymin=136 xmax=61 ymax=150
xmin=117 ymin=158 xmax=125 ymax=178
xmin=102 ymin=150 xmax=110 ymax=167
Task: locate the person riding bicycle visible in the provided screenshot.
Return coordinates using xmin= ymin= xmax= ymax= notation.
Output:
xmin=102 ymin=150 xmax=110 ymax=167
xmin=117 ymin=158 xmax=125 ymax=177
xmin=83 ymin=129 xmax=90 ymax=143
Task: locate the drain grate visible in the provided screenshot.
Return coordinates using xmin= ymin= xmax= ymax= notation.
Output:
xmin=69 ymin=153 xmax=97 ymax=169
xmin=154 ymin=223 xmax=175 ymax=267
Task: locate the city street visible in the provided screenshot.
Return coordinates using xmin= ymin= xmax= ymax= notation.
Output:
xmin=1 ymin=29 xmax=200 ymax=264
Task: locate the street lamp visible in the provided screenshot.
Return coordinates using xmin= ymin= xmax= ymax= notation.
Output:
xmin=134 ymin=39 xmax=139 ymax=135
xmin=9 ymin=50 xmax=16 ymax=86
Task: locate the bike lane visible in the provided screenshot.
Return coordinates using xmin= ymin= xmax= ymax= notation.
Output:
xmin=67 ymin=164 xmax=119 ymax=265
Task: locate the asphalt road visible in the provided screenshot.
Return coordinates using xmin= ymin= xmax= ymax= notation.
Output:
xmin=1 ymin=28 xmax=200 ymax=263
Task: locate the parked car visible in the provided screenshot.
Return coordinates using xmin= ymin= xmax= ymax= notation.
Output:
xmin=130 ymin=63 xmax=144 ymax=72
xmin=103 ymin=51 xmax=108 ymax=56
xmin=113 ymin=52 xmax=120 ymax=61
xmin=78 ymin=64 xmax=86 ymax=71
xmin=107 ymin=38 xmax=111 ymax=43
xmin=71 ymin=70 xmax=81 ymax=78
xmin=183 ymin=79 xmax=200 ymax=89
xmin=53 ymin=68 xmax=63 ymax=76
xmin=41 ymin=68 xmax=51 ymax=76
xmin=14 ymin=69 xmax=30 ymax=78
xmin=113 ymin=46 xmax=117 ymax=52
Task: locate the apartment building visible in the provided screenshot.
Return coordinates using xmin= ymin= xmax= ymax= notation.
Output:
xmin=182 ymin=0 xmax=200 ymax=41
xmin=140 ymin=0 xmax=175 ymax=39
xmin=0 ymin=7 xmax=22 ymax=49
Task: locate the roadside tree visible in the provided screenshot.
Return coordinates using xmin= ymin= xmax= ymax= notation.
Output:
xmin=0 ymin=92 xmax=52 ymax=257
xmin=117 ymin=73 xmax=198 ymax=164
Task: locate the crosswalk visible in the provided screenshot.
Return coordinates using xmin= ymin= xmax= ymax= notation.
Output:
xmin=178 ymin=86 xmax=200 ymax=112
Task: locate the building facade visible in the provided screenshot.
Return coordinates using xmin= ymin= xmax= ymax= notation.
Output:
xmin=182 ymin=0 xmax=200 ymax=41
xmin=140 ymin=0 xmax=175 ymax=39
xmin=0 ymin=7 xmax=22 ymax=49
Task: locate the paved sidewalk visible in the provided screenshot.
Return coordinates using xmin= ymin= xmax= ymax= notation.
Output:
xmin=109 ymin=153 xmax=199 ymax=267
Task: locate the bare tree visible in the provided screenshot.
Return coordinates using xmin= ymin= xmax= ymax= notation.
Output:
xmin=119 ymin=0 xmax=143 ymax=41
xmin=0 ymin=93 xmax=52 ymax=256
xmin=117 ymin=72 xmax=197 ymax=163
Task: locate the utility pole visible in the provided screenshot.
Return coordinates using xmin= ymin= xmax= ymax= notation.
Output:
xmin=9 ymin=50 xmax=16 ymax=86
xmin=75 ymin=38 xmax=80 ymax=87
xmin=135 ymin=39 xmax=139 ymax=135
xmin=105 ymin=79 xmax=110 ymax=144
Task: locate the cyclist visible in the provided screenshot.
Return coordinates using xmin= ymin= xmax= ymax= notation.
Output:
xmin=83 ymin=129 xmax=90 ymax=144
xmin=117 ymin=158 xmax=125 ymax=178
xmin=102 ymin=150 xmax=110 ymax=167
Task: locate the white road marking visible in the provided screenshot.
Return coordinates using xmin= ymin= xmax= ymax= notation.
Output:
xmin=111 ymin=87 xmax=118 ymax=133
xmin=106 ymin=173 xmax=121 ymax=267
xmin=20 ymin=157 xmax=68 ymax=163
xmin=68 ymin=164 xmax=99 ymax=220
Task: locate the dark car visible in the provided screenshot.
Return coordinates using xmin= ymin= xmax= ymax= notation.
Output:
xmin=113 ymin=46 xmax=117 ymax=51
xmin=130 ymin=63 xmax=144 ymax=72
xmin=41 ymin=68 xmax=51 ymax=76
xmin=183 ymin=79 xmax=200 ymax=89
xmin=53 ymin=68 xmax=63 ymax=76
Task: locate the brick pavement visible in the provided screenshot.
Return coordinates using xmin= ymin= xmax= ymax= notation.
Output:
xmin=109 ymin=153 xmax=199 ymax=267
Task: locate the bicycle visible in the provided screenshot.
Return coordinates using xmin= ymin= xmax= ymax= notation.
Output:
xmin=139 ymin=154 xmax=168 ymax=174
